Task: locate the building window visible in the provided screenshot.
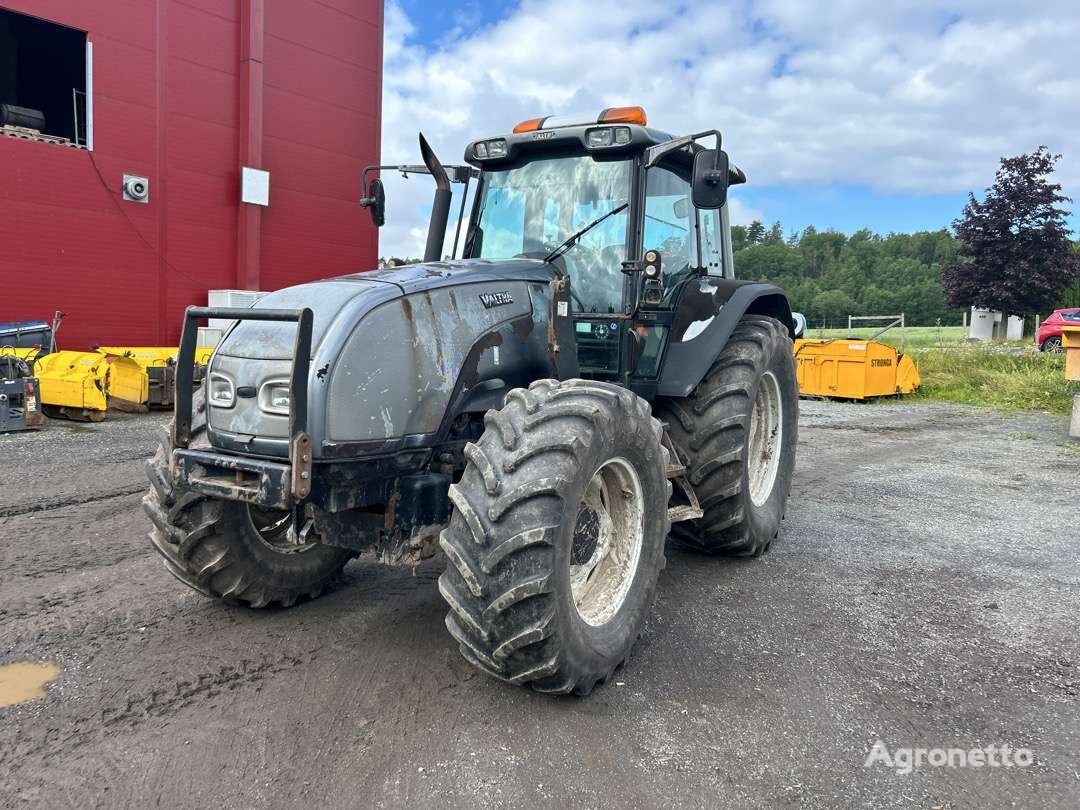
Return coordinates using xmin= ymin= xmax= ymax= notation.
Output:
xmin=0 ymin=7 xmax=87 ymax=145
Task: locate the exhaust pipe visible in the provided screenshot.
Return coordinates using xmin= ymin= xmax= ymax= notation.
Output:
xmin=419 ymin=132 xmax=451 ymax=263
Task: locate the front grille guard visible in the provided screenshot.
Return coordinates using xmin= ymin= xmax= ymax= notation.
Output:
xmin=173 ymin=306 xmax=314 ymax=502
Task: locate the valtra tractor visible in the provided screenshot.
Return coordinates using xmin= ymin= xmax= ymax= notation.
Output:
xmin=145 ymin=106 xmax=801 ymax=695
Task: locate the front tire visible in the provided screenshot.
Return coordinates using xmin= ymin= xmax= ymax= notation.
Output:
xmin=438 ymin=379 xmax=671 ymax=695
xmin=656 ymin=314 xmax=798 ymax=556
xmin=143 ymin=393 xmax=351 ymax=607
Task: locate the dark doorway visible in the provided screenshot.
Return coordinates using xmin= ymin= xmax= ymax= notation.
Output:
xmin=0 ymin=7 xmax=87 ymax=143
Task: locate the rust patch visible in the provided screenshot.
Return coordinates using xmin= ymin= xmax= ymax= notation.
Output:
xmin=400 ymin=297 xmax=413 ymax=322
xmin=384 ymin=490 xmax=401 ymax=532
xmin=546 ymin=276 xmax=570 ymax=371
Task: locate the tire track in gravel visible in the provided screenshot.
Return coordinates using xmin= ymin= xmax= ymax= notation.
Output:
xmin=0 ymin=648 xmax=322 ymax=774
xmin=0 ymin=486 xmax=146 ymax=518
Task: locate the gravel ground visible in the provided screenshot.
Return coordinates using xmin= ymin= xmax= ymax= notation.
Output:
xmin=0 ymin=401 xmax=1077 ymax=809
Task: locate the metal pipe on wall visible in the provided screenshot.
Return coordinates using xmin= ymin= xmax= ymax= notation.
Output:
xmin=237 ymin=0 xmax=265 ymax=290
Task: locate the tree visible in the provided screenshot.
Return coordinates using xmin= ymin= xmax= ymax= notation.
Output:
xmin=745 ymin=220 xmax=765 ymax=245
xmin=810 ymin=289 xmax=857 ymax=327
xmin=1061 ymin=242 xmax=1080 ymax=308
xmin=763 ymin=221 xmax=785 ymax=246
xmin=942 ymin=147 xmax=1080 ymax=316
xmin=730 ymin=224 xmax=748 ymax=253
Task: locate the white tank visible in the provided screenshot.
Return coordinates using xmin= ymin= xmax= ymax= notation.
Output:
xmin=969 ymin=307 xmax=997 ymax=341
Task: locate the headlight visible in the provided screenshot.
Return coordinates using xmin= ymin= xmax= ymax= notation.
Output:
xmin=259 ymin=380 xmax=290 ymax=416
xmin=208 ymin=373 xmax=235 ymax=408
xmin=586 ymin=126 xmax=630 ymax=149
xmin=473 ymin=139 xmax=507 ymax=160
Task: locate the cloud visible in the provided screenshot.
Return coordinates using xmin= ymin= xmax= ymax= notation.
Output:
xmin=728 ymin=197 xmax=767 ymax=228
xmin=379 ymin=0 xmax=1080 ymax=256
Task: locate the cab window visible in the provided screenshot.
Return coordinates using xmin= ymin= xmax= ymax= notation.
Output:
xmin=700 ymin=208 xmax=724 ymax=276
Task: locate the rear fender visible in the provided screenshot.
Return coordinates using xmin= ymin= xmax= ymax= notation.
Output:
xmin=656 ymin=279 xmax=793 ymax=398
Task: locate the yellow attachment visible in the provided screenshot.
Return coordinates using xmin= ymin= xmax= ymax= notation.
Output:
xmin=95 ymin=347 xmax=178 ymax=369
xmin=32 ymin=351 xmax=110 ymax=412
xmin=1 ymin=346 xmax=44 ymax=363
xmin=101 ymin=353 xmax=150 ymax=408
xmin=0 ymin=345 xmax=42 ymax=365
xmin=32 ymin=351 xmax=149 ymax=414
xmin=1063 ymin=327 xmax=1080 ymax=382
xmin=794 ymin=339 xmax=920 ymax=400
xmin=95 ymin=346 xmax=216 ymax=368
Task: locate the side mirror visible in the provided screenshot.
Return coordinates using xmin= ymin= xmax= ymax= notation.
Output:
xmin=792 ymin=312 xmax=807 ymax=338
xmin=360 ymin=177 xmax=386 ymax=227
xmin=691 ymin=148 xmax=730 ymax=210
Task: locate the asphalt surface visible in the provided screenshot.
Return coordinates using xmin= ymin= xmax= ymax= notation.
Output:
xmin=1 ymin=401 xmax=1078 ymax=809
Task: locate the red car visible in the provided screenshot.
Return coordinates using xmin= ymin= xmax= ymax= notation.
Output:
xmin=1037 ymin=308 xmax=1080 ymax=352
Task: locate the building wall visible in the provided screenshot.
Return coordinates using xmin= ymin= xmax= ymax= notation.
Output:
xmin=0 ymin=0 xmax=382 ymax=348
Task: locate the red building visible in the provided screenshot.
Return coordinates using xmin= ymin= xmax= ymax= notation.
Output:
xmin=0 ymin=0 xmax=383 ymax=348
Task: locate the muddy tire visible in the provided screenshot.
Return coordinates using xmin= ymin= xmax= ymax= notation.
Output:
xmin=656 ymin=314 xmax=797 ymax=556
xmin=142 ymin=392 xmax=351 ymax=607
xmin=438 ymin=379 xmax=671 ymax=695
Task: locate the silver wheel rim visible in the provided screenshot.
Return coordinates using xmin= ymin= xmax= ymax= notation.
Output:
xmin=246 ymin=506 xmax=315 ymax=554
xmin=569 ymin=457 xmax=645 ymax=627
xmin=748 ymin=371 xmax=783 ymax=507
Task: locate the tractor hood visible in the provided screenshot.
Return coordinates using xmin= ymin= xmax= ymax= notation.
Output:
xmin=207 ymin=258 xmax=558 ymax=460
xmin=215 ymin=258 xmax=554 ymax=361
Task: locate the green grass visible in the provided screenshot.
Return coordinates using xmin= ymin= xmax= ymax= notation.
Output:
xmin=907 ymin=347 xmax=1074 ymax=414
xmin=807 ymin=325 xmax=970 ymax=348
xmin=801 ymin=326 xmax=1075 ymax=414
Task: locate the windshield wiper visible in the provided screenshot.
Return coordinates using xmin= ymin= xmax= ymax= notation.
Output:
xmin=544 ymin=202 xmax=629 ymax=264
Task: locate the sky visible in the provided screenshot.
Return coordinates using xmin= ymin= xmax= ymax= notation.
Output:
xmin=377 ymin=0 xmax=1080 ymax=257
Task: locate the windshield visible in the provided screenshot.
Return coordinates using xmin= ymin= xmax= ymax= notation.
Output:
xmin=470 ymin=155 xmax=631 ymax=313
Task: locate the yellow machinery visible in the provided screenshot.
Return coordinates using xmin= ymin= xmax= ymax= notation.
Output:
xmin=1 ymin=346 xmax=44 ymax=364
xmin=94 ymin=346 xmax=216 ymax=407
xmin=1064 ymin=327 xmax=1080 ymax=439
xmin=794 ymin=339 xmax=920 ymax=400
xmin=31 ymin=351 xmax=149 ymax=420
xmin=96 ymin=347 xmax=180 ymax=407
xmin=96 ymin=346 xmax=214 ymax=366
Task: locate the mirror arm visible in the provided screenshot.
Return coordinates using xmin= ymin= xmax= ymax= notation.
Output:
xmin=645 ymin=129 xmax=722 ymax=168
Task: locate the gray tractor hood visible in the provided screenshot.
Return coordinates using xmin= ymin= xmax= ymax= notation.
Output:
xmin=208 ymin=259 xmax=558 ymax=460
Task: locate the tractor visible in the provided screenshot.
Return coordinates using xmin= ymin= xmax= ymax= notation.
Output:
xmin=145 ymin=106 xmax=800 ymax=695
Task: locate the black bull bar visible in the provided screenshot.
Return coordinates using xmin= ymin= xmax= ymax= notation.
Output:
xmin=171 ymin=306 xmax=314 ymax=509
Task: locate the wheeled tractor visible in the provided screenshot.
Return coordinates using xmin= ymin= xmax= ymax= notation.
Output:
xmin=145 ymin=106 xmax=800 ymax=695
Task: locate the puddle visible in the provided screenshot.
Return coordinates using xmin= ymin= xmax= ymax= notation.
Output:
xmin=0 ymin=661 xmax=62 ymax=708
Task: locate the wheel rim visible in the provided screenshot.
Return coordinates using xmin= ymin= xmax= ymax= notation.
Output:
xmin=569 ymin=457 xmax=645 ymax=627
xmin=1045 ymin=338 xmax=1063 ymax=353
xmin=748 ymin=371 xmax=783 ymax=507
xmin=245 ymin=506 xmax=315 ymax=554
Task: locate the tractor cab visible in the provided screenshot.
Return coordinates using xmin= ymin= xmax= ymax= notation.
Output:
xmin=362 ymin=106 xmax=748 ymax=387
xmin=462 ymin=107 xmax=744 ymax=384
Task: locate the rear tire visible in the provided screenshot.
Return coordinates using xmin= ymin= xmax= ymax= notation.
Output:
xmin=438 ymin=379 xmax=671 ymax=695
xmin=143 ymin=392 xmax=351 ymax=607
xmin=1041 ymin=336 xmax=1063 ymax=353
xmin=656 ymin=314 xmax=798 ymax=556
